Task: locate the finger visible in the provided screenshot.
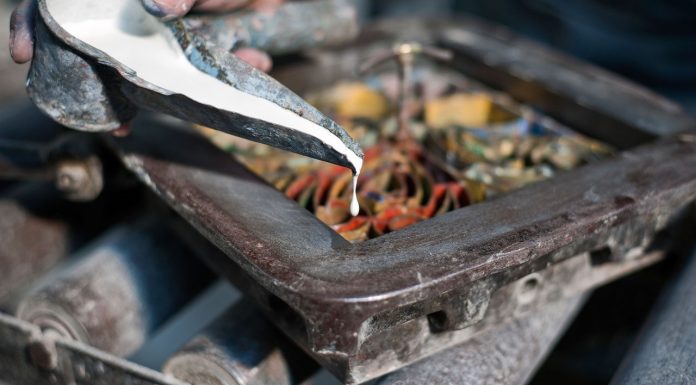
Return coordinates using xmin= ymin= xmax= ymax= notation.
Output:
xmin=234 ymin=48 xmax=272 ymax=73
xmin=192 ymin=0 xmax=251 ymax=13
xmin=140 ymin=0 xmax=195 ymax=20
xmin=9 ymin=0 xmax=37 ymax=63
xmin=110 ymin=122 xmax=132 ymax=138
xmin=248 ymin=0 xmax=284 ymax=12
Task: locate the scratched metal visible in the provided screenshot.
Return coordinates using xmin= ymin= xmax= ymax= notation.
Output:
xmin=377 ymin=295 xmax=587 ymax=385
xmin=164 ymin=299 xmax=318 ymax=385
xmin=0 ymin=294 xmax=580 ymax=385
xmin=179 ymin=0 xmax=358 ymax=55
xmin=27 ymin=0 xmax=362 ymax=172
xmin=17 ymin=219 xmax=216 ymax=357
xmin=0 ymin=103 xmax=142 ymax=305
xmin=110 ymin=18 xmax=696 ymax=383
xmin=0 ymin=184 xmax=70 ymax=304
xmin=273 ymin=18 xmax=695 ymax=151
xmin=105 ymin=18 xmax=696 ymax=384
xmin=112 ymin=113 xmax=694 ymax=384
xmin=27 ymin=19 xmax=136 ymax=132
xmin=0 ymin=313 xmax=185 ymax=385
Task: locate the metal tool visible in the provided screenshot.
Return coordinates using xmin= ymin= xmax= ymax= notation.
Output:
xmin=28 ymin=0 xmax=363 ymax=172
xmin=16 ymin=219 xmax=216 ymax=357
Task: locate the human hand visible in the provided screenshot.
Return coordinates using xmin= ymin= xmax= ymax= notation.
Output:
xmin=10 ymin=0 xmax=281 ymax=71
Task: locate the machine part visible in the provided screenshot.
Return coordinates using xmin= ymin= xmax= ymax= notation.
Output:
xmin=610 ymin=244 xmax=696 ymax=385
xmin=180 ymin=0 xmax=359 ymax=55
xmin=1 ymin=136 xmax=104 ymax=201
xmin=54 ymin=156 xmax=103 ymax=201
xmin=0 ymin=313 xmax=185 ymax=385
xmin=110 ymin=16 xmax=696 ymax=382
xmin=436 ymin=23 xmax=694 ymax=150
xmin=27 ymin=18 xmax=136 ymax=132
xmin=274 ymin=18 xmax=694 ymax=149
xmin=0 ymin=175 xmax=137 ymax=307
xmin=0 ymin=102 xmax=105 ymax=196
xmin=113 ymin=117 xmax=694 ymax=384
xmin=0 ymin=296 xmax=585 ymax=385
xmin=0 ymin=100 xmax=143 ymax=304
xmin=17 ymin=219 xmax=216 ymax=357
xmin=359 ymin=42 xmax=452 ymax=137
xmin=27 ymin=0 xmax=364 ymax=174
xmin=163 ymin=299 xmax=318 ymax=385
xmin=0 ymin=183 xmax=70 ymax=304
xmin=378 ymin=295 xmax=586 ymax=385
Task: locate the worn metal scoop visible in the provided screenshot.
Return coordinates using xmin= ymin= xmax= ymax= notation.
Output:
xmin=27 ymin=0 xmax=364 ymax=173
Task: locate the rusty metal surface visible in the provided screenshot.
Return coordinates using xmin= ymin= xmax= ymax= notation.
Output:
xmin=102 ymin=19 xmax=696 ymax=384
xmin=0 ymin=294 xmax=587 ymax=385
xmin=0 ymin=312 xmax=185 ymax=385
xmin=17 ymin=219 xmax=216 ymax=357
xmin=180 ymin=0 xmax=359 ymax=55
xmin=27 ymin=18 xmax=136 ymax=132
xmin=0 ymin=178 xmax=142 ymax=307
xmin=273 ymin=18 xmax=695 ymax=152
xmin=108 ymin=19 xmax=696 ymax=383
xmin=2 ymin=14 xmax=693 ymax=385
xmin=164 ymin=299 xmax=317 ymax=385
xmin=0 ymin=184 xmax=70 ymax=303
xmin=113 ymin=114 xmax=694 ymax=383
xmin=0 ymin=102 xmax=146 ymax=305
xmin=436 ymin=24 xmax=695 ymax=149
xmin=377 ymin=295 xmax=586 ymax=385
xmin=610 ymin=243 xmax=696 ymax=385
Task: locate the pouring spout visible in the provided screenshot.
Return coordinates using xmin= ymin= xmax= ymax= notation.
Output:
xmin=31 ymin=0 xmax=363 ymax=173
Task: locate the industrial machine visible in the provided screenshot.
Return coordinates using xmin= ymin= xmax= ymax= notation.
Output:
xmin=1 ymin=2 xmax=695 ymax=385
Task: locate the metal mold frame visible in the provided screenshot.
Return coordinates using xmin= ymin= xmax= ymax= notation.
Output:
xmin=111 ymin=18 xmax=696 ymax=384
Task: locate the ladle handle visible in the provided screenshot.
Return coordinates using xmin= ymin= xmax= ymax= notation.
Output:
xmin=181 ymin=0 xmax=360 ymax=55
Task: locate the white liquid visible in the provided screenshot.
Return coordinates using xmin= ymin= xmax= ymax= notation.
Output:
xmin=350 ymin=175 xmax=359 ymax=216
xmin=46 ymin=0 xmax=363 ymax=215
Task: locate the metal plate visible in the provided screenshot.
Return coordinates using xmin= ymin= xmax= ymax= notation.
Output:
xmin=0 ymin=313 xmax=183 ymax=385
xmin=111 ymin=19 xmax=696 ymax=384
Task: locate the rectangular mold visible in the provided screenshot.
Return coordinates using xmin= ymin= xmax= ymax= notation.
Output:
xmin=211 ymin=62 xmax=614 ymax=242
xmin=111 ymin=17 xmax=696 ymax=384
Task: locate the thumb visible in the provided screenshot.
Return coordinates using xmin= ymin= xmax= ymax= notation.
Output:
xmin=140 ymin=0 xmax=195 ymax=20
xmin=234 ymin=48 xmax=272 ymax=73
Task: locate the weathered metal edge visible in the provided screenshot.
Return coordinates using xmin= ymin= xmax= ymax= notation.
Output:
xmin=114 ymin=125 xmax=696 ymax=301
xmin=377 ymin=294 xmax=587 ymax=385
xmin=341 ymin=250 xmax=664 ymax=383
xmin=111 ymin=119 xmax=694 ymax=382
xmin=0 ymin=312 xmax=186 ymax=385
xmin=436 ymin=20 xmax=696 ymax=149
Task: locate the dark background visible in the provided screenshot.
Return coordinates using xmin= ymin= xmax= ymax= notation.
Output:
xmin=358 ymin=0 xmax=696 ymax=116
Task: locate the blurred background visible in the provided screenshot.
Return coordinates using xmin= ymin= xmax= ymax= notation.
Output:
xmin=354 ymin=0 xmax=696 ymax=117
xmin=4 ymin=0 xmax=696 ymax=109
